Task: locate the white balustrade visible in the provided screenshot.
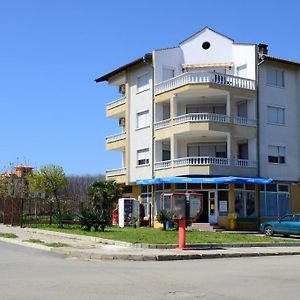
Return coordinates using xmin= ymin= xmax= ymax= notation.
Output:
xmin=154 ymin=160 xmax=172 ymax=170
xmin=173 ymin=113 xmax=230 ymax=125
xmin=173 ymin=157 xmax=230 ymax=167
xmin=154 ymin=119 xmax=171 ymax=130
xmin=233 ymin=159 xmax=257 ymax=168
xmin=106 ymin=168 xmax=126 ymax=177
xmin=105 ymin=132 xmax=126 ymax=143
xmin=154 ymin=157 xmax=258 ymax=170
xmin=233 ymin=116 xmax=257 ymax=127
xmin=106 ymin=97 xmax=126 ymax=111
xmin=154 ymin=71 xmax=256 ymax=95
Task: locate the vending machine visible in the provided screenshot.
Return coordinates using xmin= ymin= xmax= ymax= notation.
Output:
xmin=118 ymin=198 xmax=140 ymax=228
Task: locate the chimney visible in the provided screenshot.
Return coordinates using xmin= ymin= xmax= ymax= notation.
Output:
xmin=258 ymin=43 xmax=268 ymax=55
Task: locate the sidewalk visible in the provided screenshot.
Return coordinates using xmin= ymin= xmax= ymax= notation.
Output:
xmin=1 ymin=224 xmax=300 ymax=261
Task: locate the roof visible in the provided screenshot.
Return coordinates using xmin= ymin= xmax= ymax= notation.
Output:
xmin=260 ymin=55 xmax=300 ymax=67
xmin=15 ymin=165 xmax=33 ymax=170
xmin=179 ymin=26 xmax=234 ymax=45
xmin=95 ymin=53 xmax=152 ymax=82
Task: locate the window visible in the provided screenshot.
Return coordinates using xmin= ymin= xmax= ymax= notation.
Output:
xmin=137 ymin=72 xmax=149 ymax=92
xmin=137 ymin=148 xmax=149 ymax=166
xmin=136 ymin=110 xmax=149 ymax=129
xmin=187 ymin=143 xmax=227 ymax=158
xmin=267 ymin=106 xmax=285 ymax=125
xmin=237 ymin=101 xmax=247 ymax=118
xmin=235 ymin=191 xmax=256 ymax=217
xmin=260 ymin=184 xmax=290 ymax=217
xmin=268 ymin=146 xmax=285 ymax=164
xmin=266 ymin=68 xmax=284 ymax=87
xmin=202 ymin=41 xmax=211 ymax=50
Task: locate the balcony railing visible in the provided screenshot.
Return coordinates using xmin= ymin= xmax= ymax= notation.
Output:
xmin=105 ymin=132 xmax=126 ymax=144
xmin=154 ymin=71 xmax=256 ymax=95
xmin=106 ymin=168 xmax=126 ymax=177
xmin=233 ymin=159 xmax=257 ymax=168
xmin=173 ymin=113 xmax=230 ymax=125
xmin=155 ymin=113 xmax=257 ymax=130
xmin=233 ymin=116 xmax=257 ymax=127
xmin=154 ymin=160 xmax=172 ymax=170
xmin=154 ymin=119 xmax=171 ymax=130
xmin=154 ymin=157 xmax=257 ymax=170
xmin=106 ymin=96 xmax=126 ymax=111
xmin=173 ymin=156 xmax=230 ymax=167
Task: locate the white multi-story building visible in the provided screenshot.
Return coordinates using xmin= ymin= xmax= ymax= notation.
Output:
xmin=96 ymin=27 xmax=300 ymax=229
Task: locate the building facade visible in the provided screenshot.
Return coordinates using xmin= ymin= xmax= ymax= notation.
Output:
xmin=96 ymin=27 xmax=300 ymax=229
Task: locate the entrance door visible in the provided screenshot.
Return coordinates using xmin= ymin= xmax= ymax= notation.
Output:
xmin=195 ymin=191 xmax=208 ymax=223
xmin=208 ymin=191 xmax=218 ymax=224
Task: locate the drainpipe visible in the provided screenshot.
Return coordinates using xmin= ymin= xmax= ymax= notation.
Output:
xmin=144 ymin=52 xmax=155 ymax=226
xmin=257 ymin=55 xmax=265 ymax=178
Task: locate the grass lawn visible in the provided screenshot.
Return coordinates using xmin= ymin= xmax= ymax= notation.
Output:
xmin=0 ymin=232 xmax=18 ymax=239
xmin=28 ymin=225 xmax=297 ymax=245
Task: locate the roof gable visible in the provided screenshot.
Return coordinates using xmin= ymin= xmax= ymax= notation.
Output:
xmin=179 ymin=27 xmax=234 ymax=45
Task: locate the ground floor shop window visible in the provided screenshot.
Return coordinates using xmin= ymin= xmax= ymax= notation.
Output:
xmin=235 ymin=190 xmax=256 ymax=217
xmin=218 ymin=191 xmax=228 ymax=216
xmin=260 ymin=184 xmax=290 ymax=217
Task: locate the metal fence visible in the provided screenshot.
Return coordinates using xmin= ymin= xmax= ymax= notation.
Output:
xmin=0 ymin=197 xmax=89 ymax=227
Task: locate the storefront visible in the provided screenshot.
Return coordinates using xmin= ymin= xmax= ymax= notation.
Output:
xmin=136 ymin=176 xmax=275 ymax=230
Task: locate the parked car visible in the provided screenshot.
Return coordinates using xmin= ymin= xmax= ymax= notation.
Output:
xmin=260 ymin=214 xmax=300 ymax=236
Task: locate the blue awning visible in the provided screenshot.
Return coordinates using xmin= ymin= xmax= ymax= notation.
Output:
xmin=136 ymin=176 xmax=273 ymax=185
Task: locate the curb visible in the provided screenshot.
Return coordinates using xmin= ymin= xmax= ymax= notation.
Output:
xmin=23 ymin=228 xmax=300 ymax=250
xmin=2 ymin=235 xmax=300 ymax=262
xmin=0 ymin=237 xmax=51 ymax=251
xmin=51 ymin=248 xmax=300 ymax=262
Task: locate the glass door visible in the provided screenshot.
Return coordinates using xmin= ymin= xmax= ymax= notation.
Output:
xmin=208 ymin=191 xmax=218 ymax=224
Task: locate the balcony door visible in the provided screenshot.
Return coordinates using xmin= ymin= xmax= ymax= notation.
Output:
xmin=186 ymin=104 xmax=226 ymax=115
xmin=187 ymin=144 xmax=227 ymax=158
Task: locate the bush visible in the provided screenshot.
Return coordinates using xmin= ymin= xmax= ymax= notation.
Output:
xmin=78 ymin=209 xmax=109 ymax=232
xmin=53 ymin=212 xmax=76 ymax=227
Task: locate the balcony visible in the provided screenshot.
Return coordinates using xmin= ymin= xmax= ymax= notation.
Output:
xmin=173 ymin=156 xmax=230 ymax=167
xmin=106 ymin=168 xmax=126 ymax=183
xmin=154 ymin=113 xmax=257 ymax=139
xmin=105 ymin=132 xmax=126 ymax=150
xmin=106 ymin=96 xmax=126 ymax=117
xmin=173 ymin=113 xmax=230 ymax=125
xmin=154 ymin=71 xmax=256 ymax=95
xmin=154 ymin=157 xmax=257 ymax=177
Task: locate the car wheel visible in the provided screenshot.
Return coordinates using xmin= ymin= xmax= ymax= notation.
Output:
xmin=264 ymin=225 xmax=273 ymax=236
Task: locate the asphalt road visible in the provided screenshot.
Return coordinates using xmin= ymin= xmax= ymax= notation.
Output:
xmin=1 ymin=241 xmax=300 ymax=300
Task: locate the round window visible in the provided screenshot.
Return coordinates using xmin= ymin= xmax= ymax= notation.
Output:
xmin=202 ymin=41 xmax=210 ymax=50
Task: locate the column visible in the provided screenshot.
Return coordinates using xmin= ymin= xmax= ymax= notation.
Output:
xmin=228 ymin=184 xmax=235 ymax=213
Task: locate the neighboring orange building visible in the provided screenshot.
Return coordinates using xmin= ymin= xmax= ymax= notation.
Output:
xmin=2 ymin=165 xmax=33 ymax=178
xmin=14 ymin=165 xmax=34 ymax=178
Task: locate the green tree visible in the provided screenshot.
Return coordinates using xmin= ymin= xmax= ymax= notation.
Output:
xmin=88 ymin=179 xmax=122 ymax=215
xmin=27 ymin=165 xmax=67 ymax=216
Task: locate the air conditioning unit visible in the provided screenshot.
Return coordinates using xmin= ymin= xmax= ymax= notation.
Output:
xmin=119 ymin=118 xmax=126 ymax=127
xmin=119 ymin=84 xmax=126 ymax=95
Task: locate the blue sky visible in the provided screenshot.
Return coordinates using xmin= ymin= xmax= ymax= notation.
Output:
xmin=1 ymin=0 xmax=300 ymax=175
